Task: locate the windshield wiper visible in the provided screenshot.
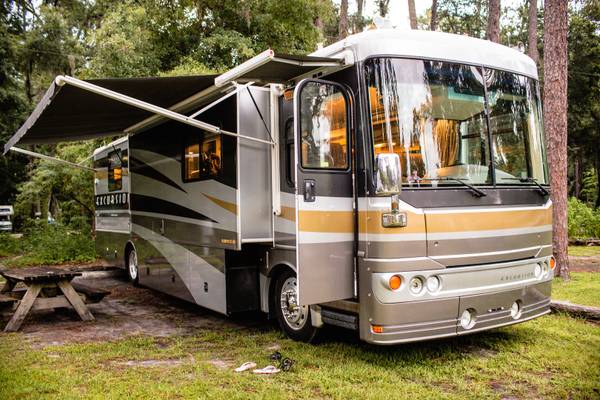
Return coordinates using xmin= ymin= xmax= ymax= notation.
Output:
xmin=421 ymin=177 xmax=487 ymax=198
xmin=501 ymin=177 xmax=549 ymax=196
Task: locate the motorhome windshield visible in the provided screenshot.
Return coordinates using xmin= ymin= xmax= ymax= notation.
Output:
xmin=365 ymin=58 xmax=548 ymax=187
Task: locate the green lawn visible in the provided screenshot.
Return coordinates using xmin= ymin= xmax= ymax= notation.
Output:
xmin=1 ymin=313 xmax=599 ymax=400
xmin=569 ymin=245 xmax=600 ymax=257
xmin=553 ymin=272 xmax=600 ymax=308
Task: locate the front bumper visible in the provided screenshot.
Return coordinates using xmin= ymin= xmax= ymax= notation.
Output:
xmin=360 ymin=280 xmax=551 ymax=345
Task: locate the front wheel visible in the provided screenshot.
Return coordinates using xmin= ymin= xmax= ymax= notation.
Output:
xmin=126 ymin=248 xmax=139 ymax=285
xmin=273 ymin=270 xmax=319 ymax=342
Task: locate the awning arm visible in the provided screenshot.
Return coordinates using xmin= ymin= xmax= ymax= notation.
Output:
xmin=54 ymin=76 xmax=274 ymax=146
xmin=10 ymin=147 xmax=95 ymax=172
xmin=214 ymin=49 xmax=275 ymax=88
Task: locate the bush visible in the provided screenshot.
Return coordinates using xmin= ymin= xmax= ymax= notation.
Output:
xmin=1 ymin=221 xmax=96 ymax=267
xmin=568 ymin=197 xmax=600 ymax=239
xmin=0 ymin=234 xmax=24 ymax=257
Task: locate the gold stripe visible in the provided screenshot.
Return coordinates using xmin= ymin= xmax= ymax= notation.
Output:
xmin=293 ymin=207 xmax=551 ymax=235
xmin=426 ymin=208 xmax=552 ymax=233
xmin=298 ymin=210 xmax=353 ymax=232
xmin=203 ymin=194 xmax=238 ymax=215
xmin=279 ymin=206 xmax=296 ymax=222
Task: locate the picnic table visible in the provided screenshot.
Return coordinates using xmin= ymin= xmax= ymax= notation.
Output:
xmin=0 ymin=266 xmax=109 ymax=332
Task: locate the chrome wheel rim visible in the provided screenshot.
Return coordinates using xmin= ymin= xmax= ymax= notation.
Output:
xmin=128 ymin=251 xmax=138 ymax=280
xmin=280 ymin=277 xmax=308 ymax=330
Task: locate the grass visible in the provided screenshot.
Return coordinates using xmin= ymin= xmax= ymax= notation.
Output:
xmin=553 ymin=272 xmax=600 ymax=308
xmin=0 ymin=314 xmax=599 ymax=400
xmin=569 ymin=245 xmax=600 ymax=257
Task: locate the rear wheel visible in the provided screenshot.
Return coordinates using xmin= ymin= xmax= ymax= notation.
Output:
xmin=273 ymin=269 xmax=319 ymax=342
xmin=126 ymin=248 xmax=139 ymax=285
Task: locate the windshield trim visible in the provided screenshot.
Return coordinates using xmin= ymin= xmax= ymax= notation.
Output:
xmin=361 ymin=55 xmax=549 ymax=190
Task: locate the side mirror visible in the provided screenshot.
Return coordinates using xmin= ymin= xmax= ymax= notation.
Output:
xmin=375 ymin=153 xmax=402 ymax=195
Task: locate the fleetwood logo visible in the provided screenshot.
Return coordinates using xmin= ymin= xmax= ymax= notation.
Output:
xmin=95 ymin=193 xmax=128 ymax=209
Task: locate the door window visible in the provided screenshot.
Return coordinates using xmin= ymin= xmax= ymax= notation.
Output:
xmin=299 ymin=82 xmax=349 ymax=170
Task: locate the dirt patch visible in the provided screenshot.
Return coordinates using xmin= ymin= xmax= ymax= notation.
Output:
xmin=0 ymin=275 xmax=263 ymax=348
xmin=569 ymin=256 xmax=600 ymax=272
xmin=208 ymin=358 xmax=235 ymax=369
xmin=115 ymin=359 xmax=187 ymax=368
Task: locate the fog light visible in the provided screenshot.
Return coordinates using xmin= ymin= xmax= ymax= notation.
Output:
xmin=534 ymin=263 xmax=543 ymax=278
xmin=510 ymin=301 xmax=522 ymax=320
xmin=426 ymin=276 xmax=441 ymax=292
xmin=409 ymin=277 xmax=424 ymax=295
xmin=460 ymin=309 xmax=476 ymax=329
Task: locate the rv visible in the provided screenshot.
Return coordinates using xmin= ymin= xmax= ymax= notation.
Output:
xmin=4 ymin=29 xmax=554 ymax=344
xmin=0 ymin=206 xmax=14 ymax=233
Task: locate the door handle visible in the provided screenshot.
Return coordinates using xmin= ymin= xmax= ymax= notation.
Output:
xmin=303 ymin=179 xmax=316 ymax=202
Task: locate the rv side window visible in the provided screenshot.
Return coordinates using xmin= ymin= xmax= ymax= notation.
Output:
xmin=299 ymin=82 xmax=349 ymax=170
xmin=108 ymin=150 xmax=123 ymax=192
xmin=184 ymin=133 xmax=222 ymax=181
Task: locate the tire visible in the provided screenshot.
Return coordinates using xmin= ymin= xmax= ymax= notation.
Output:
xmin=273 ymin=269 xmax=319 ymax=343
xmin=126 ymin=247 xmax=139 ymax=285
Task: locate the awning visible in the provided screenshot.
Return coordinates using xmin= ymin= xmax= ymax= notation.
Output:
xmin=3 ymin=75 xmax=217 ymax=153
xmin=214 ymin=49 xmax=344 ymax=87
xmin=3 ymin=49 xmax=344 ymax=155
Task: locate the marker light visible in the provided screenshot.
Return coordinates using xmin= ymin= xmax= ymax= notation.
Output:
xmin=409 ymin=277 xmax=424 ymax=295
xmin=388 ymin=275 xmax=402 ymax=291
xmin=510 ymin=301 xmax=522 ymax=320
xmin=372 ymin=325 xmax=384 ymax=334
xmin=426 ymin=276 xmax=441 ymax=292
xmin=549 ymin=257 xmax=556 ymax=270
xmin=460 ymin=309 xmax=476 ymax=330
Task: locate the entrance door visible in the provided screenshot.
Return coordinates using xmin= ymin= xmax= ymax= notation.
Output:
xmin=294 ymin=79 xmax=355 ymax=305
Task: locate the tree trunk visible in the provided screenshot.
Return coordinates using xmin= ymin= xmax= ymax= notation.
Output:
xmin=527 ymin=0 xmax=539 ymax=63
xmin=338 ymin=0 xmax=349 ymax=39
xmin=430 ymin=0 xmax=438 ymax=31
xmin=486 ymin=0 xmax=501 ymax=43
xmin=574 ymin=156 xmax=580 ymax=198
xmin=543 ymin=0 xmax=569 ymax=280
xmin=355 ymin=0 xmax=365 ymax=32
xmin=408 ymin=0 xmax=417 ymax=29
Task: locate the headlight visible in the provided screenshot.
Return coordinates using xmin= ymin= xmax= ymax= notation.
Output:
xmin=409 ymin=277 xmax=424 ymax=295
xmin=460 ymin=309 xmax=476 ymax=329
xmin=426 ymin=275 xmax=441 ymax=293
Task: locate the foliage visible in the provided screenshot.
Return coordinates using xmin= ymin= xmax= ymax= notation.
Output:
xmin=435 ymin=0 xmax=487 ymax=38
xmin=568 ymin=1 xmax=600 ymax=206
xmin=0 ymin=312 xmax=599 ymax=399
xmin=0 ymin=233 xmax=22 ymax=257
xmin=14 ymin=141 xmax=96 ymax=230
xmin=580 ymin=168 xmax=598 ymax=206
xmin=553 ymin=272 xmax=600 ymax=307
xmin=567 ymin=197 xmax=600 ymax=239
xmin=0 ymin=221 xmax=96 ymax=266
